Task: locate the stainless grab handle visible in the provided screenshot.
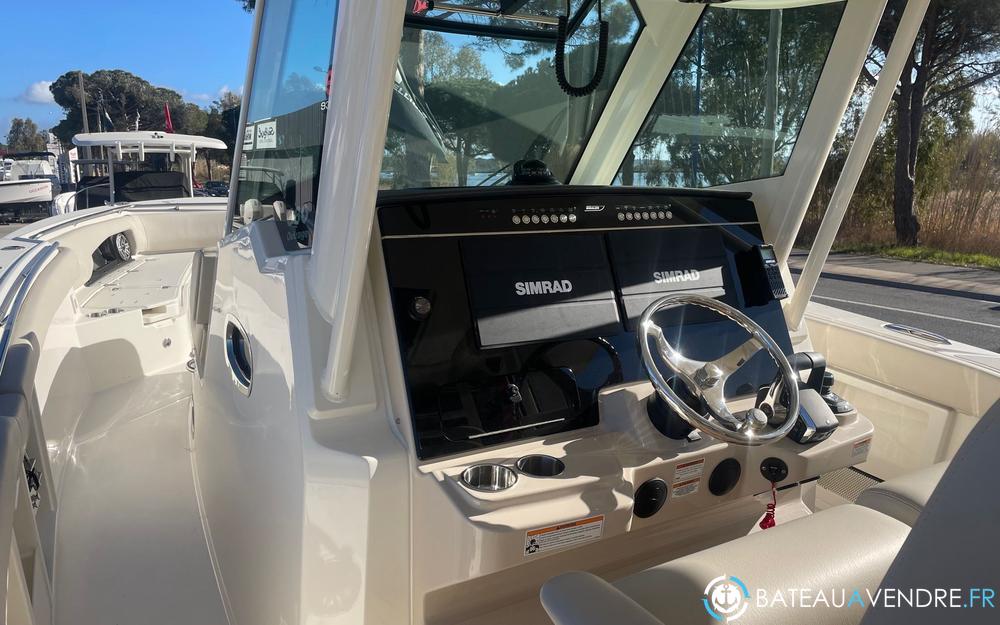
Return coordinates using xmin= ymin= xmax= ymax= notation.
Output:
xmin=882 ymin=323 xmax=952 ymax=345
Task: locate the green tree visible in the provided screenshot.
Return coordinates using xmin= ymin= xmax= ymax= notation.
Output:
xmin=49 ymin=70 xmax=204 ymax=143
xmin=628 ymin=5 xmax=842 ymax=188
xmin=425 ymin=78 xmax=498 ymax=185
xmin=868 ymin=0 xmax=1000 ymax=245
xmin=204 ymin=92 xmax=242 ymax=151
xmin=5 ymin=118 xmax=47 ymax=152
xmin=203 ymin=91 xmax=242 ymax=173
xmin=393 ymin=30 xmax=497 ymax=187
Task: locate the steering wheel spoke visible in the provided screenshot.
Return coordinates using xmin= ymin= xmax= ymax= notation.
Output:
xmin=648 ymin=323 xmax=702 ymax=378
xmin=701 ymin=385 xmax=745 ymax=431
xmin=712 ymin=338 xmax=758 ymax=377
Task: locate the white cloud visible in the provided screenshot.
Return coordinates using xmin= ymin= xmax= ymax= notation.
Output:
xmin=18 ymin=81 xmax=55 ymax=105
xmin=217 ymin=85 xmax=243 ymax=98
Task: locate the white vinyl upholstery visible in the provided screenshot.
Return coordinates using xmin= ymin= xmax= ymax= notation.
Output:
xmin=542 ymin=505 xmax=910 ymax=625
xmin=541 ymin=572 xmax=665 ymax=625
xmin=541 ymin=403 xmax=1000 ymax=625
xmin=856 ymin=462 xmax=947 ymax=527
xmin=860 ymin=402 xmax=1000 ymax=624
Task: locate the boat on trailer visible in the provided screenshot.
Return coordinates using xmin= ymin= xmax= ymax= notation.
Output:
xmin=0 ymin=1 xmax=997 ymax=624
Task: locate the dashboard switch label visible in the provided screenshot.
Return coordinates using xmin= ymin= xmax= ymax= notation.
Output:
xmin=524 ymin=515 xmax=604 ymax=557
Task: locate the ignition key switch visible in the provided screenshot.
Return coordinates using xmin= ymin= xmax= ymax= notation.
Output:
xmin=760 ymin=457 xmax=789 ymax=484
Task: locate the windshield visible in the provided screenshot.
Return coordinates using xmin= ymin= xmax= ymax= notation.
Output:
xmin=236 ymin=0 xmax=339 ymax=248
xmin=616 ymin=3 xmax=845 ymax=188
xmin=380 ymin=0 xmax=643 ymax=189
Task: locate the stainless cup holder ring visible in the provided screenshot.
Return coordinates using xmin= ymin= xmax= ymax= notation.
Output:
xmin=461 ymin=464 xmax=517 ymax=492
xmin=516 ymin=455 xmax=566 ymax=478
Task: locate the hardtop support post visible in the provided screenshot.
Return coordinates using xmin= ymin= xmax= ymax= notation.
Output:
xmin=308 ymin=0 xmax=408 ymax=402
xmin=785 ymin=0 xmax=932 ymax=331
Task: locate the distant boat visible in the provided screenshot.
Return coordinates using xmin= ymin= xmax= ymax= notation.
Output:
xmin=0 ymin=152 xmax=60 ymax=220
xmin=53 ymin=131 xmax=228 ymax=214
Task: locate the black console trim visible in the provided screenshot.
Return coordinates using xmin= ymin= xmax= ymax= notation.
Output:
xmin=377 ymin=187 xmax=790 ymax=460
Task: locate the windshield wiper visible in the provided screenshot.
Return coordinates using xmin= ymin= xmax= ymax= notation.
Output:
xmin=476 ymin=161 xmax=513 ymax=186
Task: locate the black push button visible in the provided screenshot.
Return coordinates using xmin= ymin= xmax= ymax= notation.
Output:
xmin=633 ymin=478 xmax=669 ymax=518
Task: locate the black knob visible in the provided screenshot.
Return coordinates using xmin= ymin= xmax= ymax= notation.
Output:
xmin=820 ymin=371 xmax=835 ymax=395
xmin=633 ymin=479 xmax=668 ymax=518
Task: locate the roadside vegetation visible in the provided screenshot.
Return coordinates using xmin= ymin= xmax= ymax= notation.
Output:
xmin=801 ymin=125 xmax=1000 ymax=266
xmin=832 ymin=245 xmax=1000 ymax=271
xmin=797 ymin=0 xmax=1000 ymax=269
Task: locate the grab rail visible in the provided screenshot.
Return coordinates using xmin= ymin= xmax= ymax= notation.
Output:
xmin=0 ymin=240 xmax=60 ymax=623
xmin=0 ymin=243 xmax=59 ymax=367
xmin=883 ymin=323 xmax=952 ymax=346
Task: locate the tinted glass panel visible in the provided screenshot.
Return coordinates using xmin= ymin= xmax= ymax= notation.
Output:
xmin=237 ymin=0 xmax=339 ymax=248
xmin=616 ymin=3 xmax=844 ymax=188
xmin=382 ymin=0 xmax=643 ymax=189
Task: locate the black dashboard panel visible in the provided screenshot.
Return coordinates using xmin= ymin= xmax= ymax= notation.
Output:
xmin=378 ymin=187 xmax=791 ymax=460
xmin=461 ymin=234 xmax=622 ymax=347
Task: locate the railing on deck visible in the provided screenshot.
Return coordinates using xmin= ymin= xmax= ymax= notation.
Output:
xmin=0 ymin=239 xmax=60 ymax=625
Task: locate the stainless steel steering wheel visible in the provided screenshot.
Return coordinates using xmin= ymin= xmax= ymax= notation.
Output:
xmin=637 ymin=294 xmax=799 ymax=446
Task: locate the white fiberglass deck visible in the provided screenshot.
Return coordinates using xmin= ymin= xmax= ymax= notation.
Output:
xmin=52 ymin=371 xmax=227 ymax=625
xmin=76 ymin=253 xmax=193 ymax=320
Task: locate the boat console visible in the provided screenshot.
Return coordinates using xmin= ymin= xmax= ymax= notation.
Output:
xmin=376 ymin=187 xmax=875 ymax=623
xmin=379 ymin=187 xmax=798 ymax=459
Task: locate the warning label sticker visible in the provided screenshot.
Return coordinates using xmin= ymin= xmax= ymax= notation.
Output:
xmin=852 ymin=438 xmax=872 ymax=458
xmin=524 ymin=515 xmax=604 ymax=557
xmin=672 ymin=478 xmax=700 ymax=498
xmin=673 ymin=458 xmax=705 ymax=484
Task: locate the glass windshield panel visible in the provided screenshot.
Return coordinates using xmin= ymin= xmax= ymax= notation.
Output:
xmin=237 ymin=0 xmax=338 ymax=248
xmin=382 ymin=0 xmax=643 ymax=189
xmin=617 ymin=3 xmax=844 ymax=189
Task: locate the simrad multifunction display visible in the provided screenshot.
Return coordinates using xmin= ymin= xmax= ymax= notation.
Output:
xmin=379 ymin=187 xmax=792 ymax=460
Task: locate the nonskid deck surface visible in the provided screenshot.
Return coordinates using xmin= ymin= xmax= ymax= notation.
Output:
xmin=53 ymin=372 xmax=227 ymax=625
xmin=77 ymin=252 xmax=194 ymax=319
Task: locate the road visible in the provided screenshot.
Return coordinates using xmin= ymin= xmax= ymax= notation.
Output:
xmin=3 ymin=221 xmax=996 ymax=352
xmin=0 ymin=223 xmax=27 ymax=238
xmin=791 ymin=253 xmax=1000 ymax=353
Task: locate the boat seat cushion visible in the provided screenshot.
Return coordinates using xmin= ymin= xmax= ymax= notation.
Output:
xmin=541 ymin=504 xmax=909 ymax=625
xmin=855 ymin=462 xmax=947 ymax=527
xmin=0 ymin=335 xmax=39 ymax=399
xmin=0 ymin=337 xmax=39 ymax=437
xmin=541 ymin=572 xmax=665 ymax=625
xmin=860 ymin=403 xmax=1000 ymax=624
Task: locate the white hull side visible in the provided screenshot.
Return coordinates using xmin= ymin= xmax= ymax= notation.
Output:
xmin=0 ymin=179 xmax=53 ymax=205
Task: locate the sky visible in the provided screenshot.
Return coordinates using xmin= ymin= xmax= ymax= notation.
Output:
xmin=0 ymin=0 xmax=254 ymax=140
xmin=1 ymin=1 xmax=997 ymax=142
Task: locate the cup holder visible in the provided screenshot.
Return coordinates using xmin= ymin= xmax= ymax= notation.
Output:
xmin=461 ymin=464 xmax=517 ymax=492
xmin=516 ymin=455 xmax=566 ymax=478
